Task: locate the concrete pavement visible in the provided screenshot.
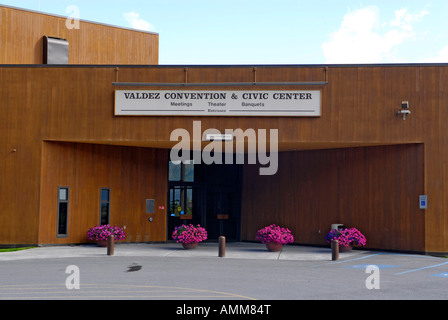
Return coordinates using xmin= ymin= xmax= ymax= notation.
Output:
xmin=0 ymin=242 xmax=448 ymax=302
xmin=0 ymin=241 xmax=360 ymax=261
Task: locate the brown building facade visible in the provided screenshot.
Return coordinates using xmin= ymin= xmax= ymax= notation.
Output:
xmin=1 ymin=6 xmax=447 ymax=254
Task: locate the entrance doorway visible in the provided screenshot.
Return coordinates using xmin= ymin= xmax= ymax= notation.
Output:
xmin=206 ymin=188 xmax=239 ymax=240
xmin=167 ymin=157 xmax=242 ymax=241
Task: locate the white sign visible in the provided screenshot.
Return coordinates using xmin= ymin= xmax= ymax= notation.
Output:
xmin=419 ymin=195 xmax=427 ymax=209
xmin=114 ymin=90 xmax=321 ymax=117
xmin=204 ymin=133 xmax=233 ymax=141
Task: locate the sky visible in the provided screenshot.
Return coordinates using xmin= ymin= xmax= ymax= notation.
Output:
xmin=1 ymin=0 xmax=448 ymax=65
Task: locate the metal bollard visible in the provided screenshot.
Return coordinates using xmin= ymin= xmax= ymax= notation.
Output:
xmin=107 ymin=235 xmax=114 ymax=256
xmin=331 ymin=240 xmax=339 ymax=261
xmin=219 ymin=236 xmax=226 ymax=257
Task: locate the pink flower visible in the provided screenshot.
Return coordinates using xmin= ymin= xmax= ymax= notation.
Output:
xmin=87 ymin=224 xmax=126 ymax=241
xmin=325 ymin=227 xmax=366 ymax=247
xmin=256 ymin=224 xmax=294 ymax=245
xmin=172 ymin=224 xmax=208 ymax=244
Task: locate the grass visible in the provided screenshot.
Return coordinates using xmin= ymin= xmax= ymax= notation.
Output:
xmin=0 ymin=247 xmax=36 ymax=253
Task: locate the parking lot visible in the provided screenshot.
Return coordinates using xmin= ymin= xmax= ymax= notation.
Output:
xmin=0 ymin=242 xmax=447 ymax=302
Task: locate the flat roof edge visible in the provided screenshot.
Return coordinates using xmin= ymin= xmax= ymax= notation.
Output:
xmin=1 ymin=63 xmax=448 ymax=69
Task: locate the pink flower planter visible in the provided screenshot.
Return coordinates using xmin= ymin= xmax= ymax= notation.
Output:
xmin=266 ymin=242 xmax=283 ymax=252
xmin=182 ymin=242 xmax=199 ymax=250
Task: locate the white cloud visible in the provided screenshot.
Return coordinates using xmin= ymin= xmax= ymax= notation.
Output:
xmin=390 ymin=8 xmax=429 ymax=32
xmin=322 ymin=6 xmax=429 ymax=64
xmin=421 ymin=44 xmax=448 ymax=63
xmin=124 ymin=11 xmax=155 ymax=32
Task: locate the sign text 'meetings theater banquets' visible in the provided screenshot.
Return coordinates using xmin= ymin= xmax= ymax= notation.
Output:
xmin=1 ymin=5 xmax=448 ymax=255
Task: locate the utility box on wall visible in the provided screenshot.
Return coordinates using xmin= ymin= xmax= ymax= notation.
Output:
xmin=43 ymin=36 xmax=69 ymax=64
xmin=146 ymin=199 xmax=155 ymax=214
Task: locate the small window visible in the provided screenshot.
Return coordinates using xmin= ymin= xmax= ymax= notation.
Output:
xmin=169 ymin=161 xmax=181 ymax=181
xmin=100 ymin=188 xmax=110 ymax=225
xmin=57 ymin=187 xmax=69 ymax=237
xmin=183 ymin=160 xmax=194 ymax=182
xmin=169 ymin=160 xmax=194 ymax=182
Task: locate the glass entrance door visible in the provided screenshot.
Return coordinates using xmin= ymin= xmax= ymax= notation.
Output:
xmin=166 ymin=156 xmax=241 ymax=241
xmin=169 ymin=186 xmax=193 ymax=218
xmin=167 ymin=185 xmax=204 ymax=239
xmin=167 ymin=160 xmax=204 ymax=239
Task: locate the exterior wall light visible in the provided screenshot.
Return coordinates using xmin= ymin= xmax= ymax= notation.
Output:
xmin=397 ymin=101 xmax=411 ymax=120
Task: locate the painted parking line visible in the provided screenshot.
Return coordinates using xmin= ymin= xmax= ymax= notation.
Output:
xmin=344 ymin=264 xmax=399 ymax=270
xmin=310 ymin=253 xmax=384 ymax=268
xmin=431 ymin=272 xmax=448 ymax=277
xmin=395 ymin=261 xmax=448 ymax=275
xmin=0 ymin=284 xmax=257 ymax=300
xmin=431 ymin=272 xmax=448 ymax=278
xmin=381 ymin=252 xmax=436 ymax=259
xmin=311 ymin=251 xmax=448 ymax=274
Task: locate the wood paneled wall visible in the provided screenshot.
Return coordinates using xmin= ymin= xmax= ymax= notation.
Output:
xmin=0 ymin=6 xmax=158 ymax=64
xmin=39 ymin=142 xmax=167 ymax=244
xmin=1 ymin=63 xmax=448 ymax=252
xmin=241 ymin=144 xmax=425 ymax=252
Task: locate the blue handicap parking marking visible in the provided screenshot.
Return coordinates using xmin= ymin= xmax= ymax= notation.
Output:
xmin=395 ymin=261 xmax=448 ymax=275
xmin=431 ymin=272 xmax=448 ymax=278
xmin=344 ymin=264 xmax=399 ymax=270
